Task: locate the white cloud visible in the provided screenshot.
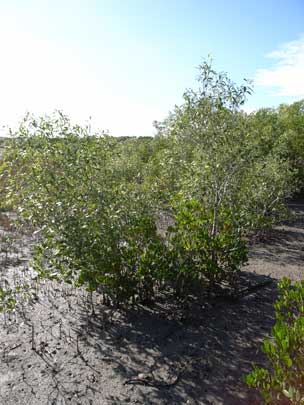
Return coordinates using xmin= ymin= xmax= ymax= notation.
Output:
xmin=255 ymin=36 xmax=304 ymax=98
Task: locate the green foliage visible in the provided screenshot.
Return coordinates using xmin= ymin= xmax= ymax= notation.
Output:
xmin=245 ymin=278 xmax=304 ymax=404
xmin=278 ymin=101 xmax=304 ymax=191
xmin=0 ymin=286 xmax=16 ymax=312
xmin=247 ymin=101 xmax=304 ymax=194
xmin=151 ymin=61 xmax=295 ymax=294
xmin=0 ymin=61 xmax=301 ymax=308
xmin=164 ymin=196 xmax=248 ymax=295
xmin=2 ymin=112 xmax=167 ymax=305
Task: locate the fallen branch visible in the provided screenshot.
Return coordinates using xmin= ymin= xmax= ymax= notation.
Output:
xmin=238 ymin=279 xmax=274 ymax=299
xmin=219 ymin=279 xmax=274 ymax=303
xmin=124 ymin=364 xmax=188 ymax=388
xmin=124 ymin=373 xmax=181 ymax=388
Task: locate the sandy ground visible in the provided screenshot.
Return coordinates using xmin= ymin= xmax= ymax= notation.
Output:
xmin=0 ymin=202 xmax=303 ymax=405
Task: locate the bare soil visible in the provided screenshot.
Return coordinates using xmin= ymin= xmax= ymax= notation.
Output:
xmin=0 ymin=202 xmax=303 ymax=405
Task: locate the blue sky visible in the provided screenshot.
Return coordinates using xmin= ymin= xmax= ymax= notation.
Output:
xmin=0 ymin=0 xmax=303 ymax=136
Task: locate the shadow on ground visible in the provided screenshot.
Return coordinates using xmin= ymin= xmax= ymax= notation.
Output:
xmin=1 ymin=201 xmax=303 ymax=404
xmin=75 ymin=271 xmax=277 ymax=404
xmin=250 ymin=227 xmax=304 ymax=266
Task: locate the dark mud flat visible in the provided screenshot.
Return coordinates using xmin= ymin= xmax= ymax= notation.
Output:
xmin=0 ymin=204 xmax=303 ymax=405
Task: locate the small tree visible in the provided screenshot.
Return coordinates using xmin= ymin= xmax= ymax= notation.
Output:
xmin=153 ymin=61 xmax=294 ymax=295
xmin=2 ymin=112 xmax=167 ymax=305
xmin=245 ymin=278 xmax=304 ymax=404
